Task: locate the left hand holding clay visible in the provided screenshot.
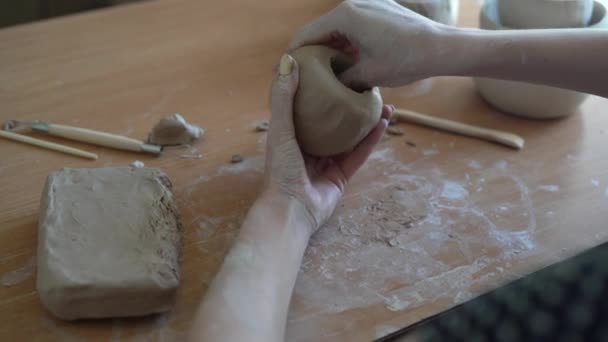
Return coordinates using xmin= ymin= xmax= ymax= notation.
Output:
xmin=265 ymin=54 xmax=392 ymax=235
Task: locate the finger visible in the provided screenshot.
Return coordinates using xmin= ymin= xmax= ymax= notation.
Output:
xmin=286 ymin=2 xmax=343 ymax=51
xmin=382 ymin=104 xmax=394 ymax=120
xmin=288 ymin=32 xmax=333 ymax=53
xmin=272 ymin=54 xmax=299 ymax=99
xmin=289 ymin=29 xmax=359 ymax=60
xmin=269 ymin=54 xmax=300 ymax=136
xmin=287 ymin=18 xmax=331 ymax=52
xmin=335 ymin=106 xmax=392 ymax=179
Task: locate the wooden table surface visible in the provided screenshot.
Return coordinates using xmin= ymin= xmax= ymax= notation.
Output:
xmin=1 ymin=0 xmax=608 ymax=341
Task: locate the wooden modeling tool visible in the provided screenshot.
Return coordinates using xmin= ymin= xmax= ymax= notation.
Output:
xmin=29 ymin=122 xmax=162 ymax=155
xmin=393 ymin=109 xmax=525 ymax=150
xmin=0 ymin=130 xmax=98 ymax=160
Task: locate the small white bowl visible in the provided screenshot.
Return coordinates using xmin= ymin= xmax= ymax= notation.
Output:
xmin=474 ymin=0 xmax=607 ymax=119
xmin=497 ymin=0 xmax=594 ymax=29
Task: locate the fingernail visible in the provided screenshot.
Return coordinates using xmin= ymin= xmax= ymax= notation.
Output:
xmin=279 ymin=54 xmax=295 ymax=75
xmin=389 ymin=105 xmax=396 ymax=112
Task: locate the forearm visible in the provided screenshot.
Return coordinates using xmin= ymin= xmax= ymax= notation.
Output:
xmin=188 ymin=191 xmax=312 ymax=342
xmin=442 ymin=27 xmax=608 ymax=97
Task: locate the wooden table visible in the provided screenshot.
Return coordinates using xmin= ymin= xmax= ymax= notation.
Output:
xmin=1 ymin=0 xmax=607 ymax=341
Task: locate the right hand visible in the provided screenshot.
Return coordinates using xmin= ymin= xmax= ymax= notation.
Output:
xmin=287 ymin=0 xmax=449 ymax=88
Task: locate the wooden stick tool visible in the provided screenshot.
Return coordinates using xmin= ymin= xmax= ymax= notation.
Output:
xmin=0 ymin=130 xmax=98 ymax=160
xmin=393 ymin=109 xmax=525 ymax=150
xmin=30 ymin=122 xmax=162 ymax=155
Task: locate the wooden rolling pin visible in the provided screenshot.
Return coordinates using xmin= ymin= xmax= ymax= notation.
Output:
xmin=393 ymin=109 xmax=525 ymax=150
xmin=30 ymin=122 xmax=162 ymax=155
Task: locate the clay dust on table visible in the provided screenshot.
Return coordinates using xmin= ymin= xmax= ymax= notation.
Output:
xmin=288 ymin=147 xmax=543 ymax=339
xmin=1 ymin=255 xmax=36 ymax=287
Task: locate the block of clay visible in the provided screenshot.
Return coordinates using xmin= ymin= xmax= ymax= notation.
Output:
xmin=36 ymin=167 xmax=182 ymax=320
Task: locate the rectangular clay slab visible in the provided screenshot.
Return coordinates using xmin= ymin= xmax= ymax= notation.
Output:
xmin=37 ymin=167 xmax=182 ymax=320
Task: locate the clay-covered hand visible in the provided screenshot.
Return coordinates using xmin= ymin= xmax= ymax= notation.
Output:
xmin=265 ymin=54 xmax=391 ymax=235
xmin=288 ymin=0 xmax=448 ymax=88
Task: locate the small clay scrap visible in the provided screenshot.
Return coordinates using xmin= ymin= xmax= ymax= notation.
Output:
xmin=148 ymin=113 xmax=203 ymax=146
xmin=386 ymin=126 xmax=405 ymax=136
xmin=254 ymin=120 xmax=269 ymax=132
xmin=231 ymin=154 xmax=244 ymax=164
xmin=131 ymin=160 xmax=145 ymax=168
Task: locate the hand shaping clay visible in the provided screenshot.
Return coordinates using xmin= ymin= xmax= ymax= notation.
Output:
xmin=291 ymin=46 xmax=383 ymax=156
xmin=148 ymin=113 xmax=203 ymax=146
xmin=37 ymin=167 xmax=182 ymax=320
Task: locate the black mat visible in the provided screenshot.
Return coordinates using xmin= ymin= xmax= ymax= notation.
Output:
xmin=377 ymin=242 xmax=608 ymax=342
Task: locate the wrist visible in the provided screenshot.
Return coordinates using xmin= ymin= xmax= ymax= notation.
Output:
xmin=255 ymin=188 xmax=317 ymax=237
xmin=432 ymin=25 xmax=488 ymax=77
xmin=239 ymin=188 xmax=316 ymax=249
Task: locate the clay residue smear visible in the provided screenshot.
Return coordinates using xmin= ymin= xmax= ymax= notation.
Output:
xmin=422 ymin=148 xmax=439 ymax=156
xmin=162 ymin=145 xmax=204 ymax=160
xmin=1 ymin=256 xmax=36 ymax=287
xmin=215 ymin=155 xmax=264 ymax=176
xmin=538 ymin=184 xmax=560 ymax=193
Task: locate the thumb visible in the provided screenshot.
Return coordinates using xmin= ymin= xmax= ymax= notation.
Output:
xmin=270 ymin=54 xmax=299 ymax=133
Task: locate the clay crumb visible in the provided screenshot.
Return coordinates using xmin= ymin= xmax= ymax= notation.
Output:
xmin=230 ymin=154 xmax=244 ymax=164
xmin=406 ymin=141 xmax=416 ymax=148
xmin=386 ymin=126 xmax=404 ymax=136
xmin=131 ymin=160 xmax=145 ymax=168
xmin=402 ymin=215 xmax=426 ymax=229
xmin=254 ymin=120 xmax=270 ymax=132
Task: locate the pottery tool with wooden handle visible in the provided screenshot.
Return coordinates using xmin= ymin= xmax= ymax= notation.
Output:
xmin=0 ymin=130 xmax=98 ymax=160
xmin=393 ymin=109 xmax=525 ymax=150
xmin=29 ymin=122 xmax=162 ymax=155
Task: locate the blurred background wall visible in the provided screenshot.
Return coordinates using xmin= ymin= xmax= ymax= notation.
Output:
xmin=0 ymin=0 xmax=146 ymax=28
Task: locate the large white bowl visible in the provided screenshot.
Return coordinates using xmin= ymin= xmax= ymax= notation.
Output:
xmin=497 ymin=0 xmax=594 ymax=29
xmin=474 ymin=0 xmax=607 ymax=119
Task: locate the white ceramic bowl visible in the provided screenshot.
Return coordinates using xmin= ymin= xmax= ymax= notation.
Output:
xmin=497 ymin=0 xmax=594 ymax=28
xmin=397 ymin=0 xmax=460 ymax=25
xmin=474 ymin=0 xmax=607 ymax=119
